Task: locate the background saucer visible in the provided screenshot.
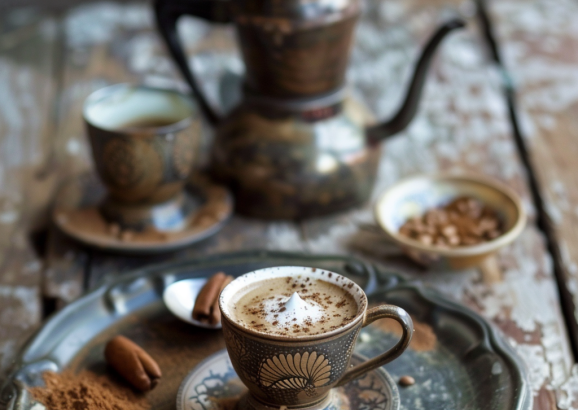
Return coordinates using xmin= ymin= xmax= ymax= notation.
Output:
xmin=52 ymin=172 xmax=233 ymax=254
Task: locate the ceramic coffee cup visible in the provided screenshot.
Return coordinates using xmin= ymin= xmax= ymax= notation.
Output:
xmin=83 ymin=84 xmax=199 ymax=231
xmin=219 ymin=266 xmax=413 ymax=410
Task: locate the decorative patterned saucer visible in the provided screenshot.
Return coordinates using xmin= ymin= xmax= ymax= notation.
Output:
xmin=177 ymin=349 xmax=400 ymax=410
xmin=53 ymin=172 xmax=233 ymax=254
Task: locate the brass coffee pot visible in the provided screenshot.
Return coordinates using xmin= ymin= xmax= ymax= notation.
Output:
xmin=155 ymin=0 xmax=464 ymax=219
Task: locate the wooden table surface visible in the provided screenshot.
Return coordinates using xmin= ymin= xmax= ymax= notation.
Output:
xmin=1 ymin=0 xmax=578 ymax=408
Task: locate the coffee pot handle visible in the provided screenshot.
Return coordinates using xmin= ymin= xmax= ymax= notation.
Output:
xmin=335 ymin=305 xmax=413 ymax=387
xmin=154 ymin=0 xmax=232 ymax=127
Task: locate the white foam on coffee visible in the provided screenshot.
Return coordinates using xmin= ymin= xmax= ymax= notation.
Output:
xmin=221 ymin=267 xmax=365 ymax=310
xmin=220 ymin=266 xmax=368 ymax=338
xmin=262 ymin=292 xmax=324 ymax=327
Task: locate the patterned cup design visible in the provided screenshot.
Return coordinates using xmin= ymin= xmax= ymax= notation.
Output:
xmin=219 ymin=266 xmax=412 ymax=409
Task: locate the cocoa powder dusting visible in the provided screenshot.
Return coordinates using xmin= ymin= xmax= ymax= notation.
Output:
xmin=233 ymin=276 xmax=357 ymax=336
xmin=29 ymin=371 xmax=149 ymax=410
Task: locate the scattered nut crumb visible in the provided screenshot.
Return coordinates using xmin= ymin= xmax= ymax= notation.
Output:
xmin=399 ymin=375 xmax=415 ymax=386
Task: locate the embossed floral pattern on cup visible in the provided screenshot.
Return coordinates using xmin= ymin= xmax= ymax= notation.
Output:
xmin=259 ymin=352 xmax=331 ymax=394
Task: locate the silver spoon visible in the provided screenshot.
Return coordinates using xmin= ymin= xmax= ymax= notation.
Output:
xmin=163 ymin=278 xmax=222 ymax=329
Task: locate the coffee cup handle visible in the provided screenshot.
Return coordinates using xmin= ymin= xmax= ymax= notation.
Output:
xmin=335 ymin=305 xmax=413 ymax=387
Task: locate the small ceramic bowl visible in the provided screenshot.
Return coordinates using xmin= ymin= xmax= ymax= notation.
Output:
xmin=374 ymin=173 xmax=527 ymax=270
xmin=163 ymin=278 xmax=222 ymax=329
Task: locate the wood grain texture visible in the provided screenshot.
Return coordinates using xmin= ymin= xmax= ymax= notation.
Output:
xmin=41 ymin=2 xmax=149 ymax=297
xmin=16 ymin=1 xmax=578 ymax=409
xmin=43 ymin=227 xmax=85 ymax=308
xmin=298 ymin=1 xmax=576 ymax=408
xmin=0 ymin=10 xmax=58 ymax=378
xmin=487 ymin=0 xmax=578 ymax=406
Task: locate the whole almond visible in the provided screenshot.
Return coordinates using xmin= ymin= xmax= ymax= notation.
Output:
xmin=104 ymin=336 xmax=162 ymax=391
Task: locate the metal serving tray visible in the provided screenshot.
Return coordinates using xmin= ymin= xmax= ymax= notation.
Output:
xmin=1 ymin=251 xmax=531 ymax=410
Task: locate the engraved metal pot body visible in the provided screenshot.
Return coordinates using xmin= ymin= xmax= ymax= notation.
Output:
xmin=155 ymin=0 xmax=465 ymax=219
xmin=211 ymin=99 xmax=381 ymax=219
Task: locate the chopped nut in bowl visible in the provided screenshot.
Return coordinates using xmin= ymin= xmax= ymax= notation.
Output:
xmin=374 ymin=173 xmax=526 ymax=270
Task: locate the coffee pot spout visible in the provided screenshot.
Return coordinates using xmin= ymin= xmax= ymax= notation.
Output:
xmin=367 ymin=19 xmax=465 ymax=144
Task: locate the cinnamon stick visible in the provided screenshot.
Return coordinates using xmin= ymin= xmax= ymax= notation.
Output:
xmin=192 ymin=272 xmax=234 ymax=324
xmin=209 ymin=275 xmax=233 ymax=325
xmin=104 ymin=335 xmax=162 ymax=392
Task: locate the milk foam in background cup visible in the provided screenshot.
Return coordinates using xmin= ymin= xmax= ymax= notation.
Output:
xmin=219 ymin=266 xmax=413 ymax=410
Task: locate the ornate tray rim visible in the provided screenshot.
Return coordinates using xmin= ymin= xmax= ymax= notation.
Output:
xmin=384 ymin=282 xmax=532 ymax=410
xmin=0 ymin=250 xmax=531 ymax=410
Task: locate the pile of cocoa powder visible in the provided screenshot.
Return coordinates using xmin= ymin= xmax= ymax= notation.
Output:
xmin=399 ymin=196 xmax=503 ymax=247
xmin=29 ymin=371 xmax=149 ymax=410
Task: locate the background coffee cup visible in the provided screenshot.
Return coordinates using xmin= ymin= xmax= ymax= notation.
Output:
xmin=218 ymin=266 xmax=413 ymax=409
xmin=83 ymin=84 xmax=200 ymax=231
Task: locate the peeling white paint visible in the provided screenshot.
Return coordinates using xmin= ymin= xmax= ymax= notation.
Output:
xmin=296 ymin=1 xmax=576 ymax=393
xmin=494 ymin=0 xmax=578 ymax=141
xmin=265 ymin=223 xmax=307 ymax=252
xmin=1 ymin=0 xmax=570 ymax=401
xmin=556 ymin=364 xmax=578 ymax=409
xmin=23 ymin=260 xmax=41 ymax=275
xmin=54 ymin=280 xmax=83 ymax=303
xmin=306 ymin=222 xmax=359 ymax=254
xmin=542 ymin=321 xmax=570 ymax=387
xmin=66 ymin=138 xmax=82 ymax=155
xmin=0 ymin=285 xmax=41 ymax=327
xmin=516 ymin=344 xmax=550 ymax=393
xmin=65 ymin=3 xmax=152 ymax=48
xmin=0 ymin=339 xmax=17 ymax=372
xmin=0 ymin=57 xmax=45 ymax=170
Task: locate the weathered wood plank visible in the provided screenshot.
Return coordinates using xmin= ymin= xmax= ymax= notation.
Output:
xmin=43 ymin=227 xmax=86 ymax=309
xmin=0 ymin=9 xmax=59 ymax=378
xmin=487 ymin=0 xmax=578 ymax=405
xmin=41 ymin=2 xmax=578 ymax=409
xmin=299 ymin=1 xmax=575 ymax=408
xmin=40 ymin=3 xmax=149 ymax=301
